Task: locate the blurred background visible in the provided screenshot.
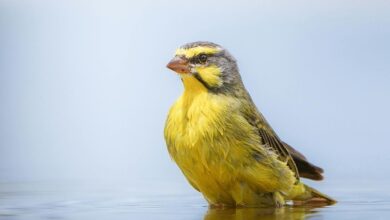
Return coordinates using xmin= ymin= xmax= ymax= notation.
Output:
xmin=0 ymin=0 xmax=389 ymax=195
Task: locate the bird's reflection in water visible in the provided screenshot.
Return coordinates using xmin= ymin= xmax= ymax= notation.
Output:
xmin=204 ymin=205 xmax=320 ymax=220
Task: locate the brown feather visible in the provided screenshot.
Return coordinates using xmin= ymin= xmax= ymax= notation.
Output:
xmin=241 ymin=99 xmax=300 ymax=181
xmin=241 ymin=96 xmax=324 ymax=181
xmin=283 ymin=142 xmax=324 ymax=181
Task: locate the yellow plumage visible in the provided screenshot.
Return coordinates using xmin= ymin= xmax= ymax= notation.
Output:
xmin=176 ymin=46 xmax=221 ymax=58
xmin=165 ymin=42 xmax=335 ymax=207
xmin=165 ymin=76 xmax=295 ymax=206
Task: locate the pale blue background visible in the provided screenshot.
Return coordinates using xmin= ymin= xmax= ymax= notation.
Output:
xmin=0 ymin=0 xmax=389 ymax=193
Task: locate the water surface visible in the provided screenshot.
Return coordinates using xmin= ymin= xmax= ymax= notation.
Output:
xmin=0 ymin=181 xmax=389 ymax=220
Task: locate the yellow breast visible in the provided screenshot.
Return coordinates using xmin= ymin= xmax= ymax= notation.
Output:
xmin=164 ymin=80 xmax=237 ymax=166
xmin=165 ymin=76 xmax=254 ymax=203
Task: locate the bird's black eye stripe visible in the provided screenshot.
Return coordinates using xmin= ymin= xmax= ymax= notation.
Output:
xmin=190 ymin=53 xmax=208 ymax=64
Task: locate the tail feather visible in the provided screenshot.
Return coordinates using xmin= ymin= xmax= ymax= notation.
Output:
xmin=289 ymin=183 xmax=336 ymax=206
xmin=304 ymin=184 xmax=337 ymax=205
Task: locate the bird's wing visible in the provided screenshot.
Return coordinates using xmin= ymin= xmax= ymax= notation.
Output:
xmin=243 ymin=100 xmax=324 ymax=181
xmin=282 ymin=142 xmax=324 ymax=180
xmin=246 ymin=111 xmax=300 ymax=181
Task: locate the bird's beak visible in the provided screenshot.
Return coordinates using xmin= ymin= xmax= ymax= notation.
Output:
xmin=166 ymin=56 xmax=190 ymax=74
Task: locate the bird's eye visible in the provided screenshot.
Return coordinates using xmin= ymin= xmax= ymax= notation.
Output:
xmin=198 ymin=54 xmax=208 ymax=63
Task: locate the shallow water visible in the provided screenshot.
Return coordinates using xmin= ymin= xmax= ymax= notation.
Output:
xmin=0 ymin=181 xmax=389 ymax=220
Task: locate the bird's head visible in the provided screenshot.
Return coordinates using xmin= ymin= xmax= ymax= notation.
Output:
xmin=167 ymin=41 xmax=243 ymax=94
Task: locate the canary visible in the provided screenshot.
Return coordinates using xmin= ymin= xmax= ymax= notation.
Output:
xmin=164 ymin=41 xmax=335 ymax=207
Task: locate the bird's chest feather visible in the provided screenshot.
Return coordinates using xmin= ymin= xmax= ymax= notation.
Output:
xmin=166 ymin=92 xmax=230 ymax=157
xmin=164 ymin=90 xmax=249 ymax=175
xmin=164 ymin=88 xmax=274 ymax=204
xmin=164 ymin=89 xmax=264 ymax=202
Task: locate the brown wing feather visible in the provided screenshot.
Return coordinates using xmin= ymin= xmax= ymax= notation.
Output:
xmin=242 ymin=98 xmax=324 ymax=181
xmin=243 ymin=105 xmax=300 ymax=181
xmin=283 ymin=142 xmax=324 ymax=180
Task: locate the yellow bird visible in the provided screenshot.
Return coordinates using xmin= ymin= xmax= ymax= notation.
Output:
xmin=164 ymin=41 xmax=335 ymax=207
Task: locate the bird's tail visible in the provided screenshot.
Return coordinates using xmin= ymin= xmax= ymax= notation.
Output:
xmin=288 ymin=183 xmax=336 ymax=206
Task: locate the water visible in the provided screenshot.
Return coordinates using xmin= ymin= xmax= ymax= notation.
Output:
xmin=0 ymin=181 xmax=389 ymax=220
